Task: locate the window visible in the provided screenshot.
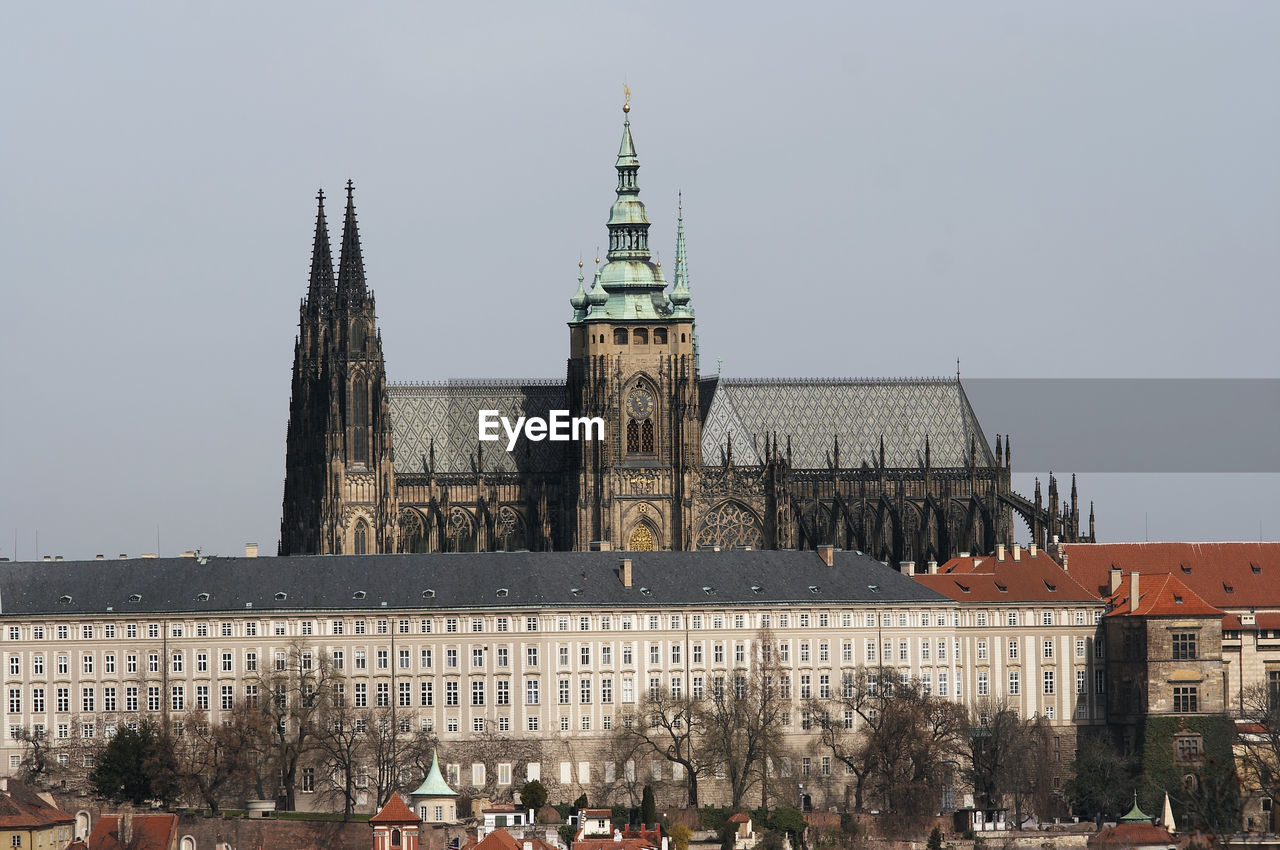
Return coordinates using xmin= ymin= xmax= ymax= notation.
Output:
xmin=580 ymin=678 xmax=592 ymax=704
xmin=1174 ymin=733 xmax=1203 ymax=763
xmin=472 ymin=680 xmax=485 ymax=706
xmin=421 ymin=681 xmax=434 ymax=706
xmin=526 ymin=647 xmax=538 ymax=666
xmin=977 ymin=672 xmax=989 ymax=696
xmin=197 ymin=652 xmax=208 ymax=672
xmin=245 ymin=651 xmax=257 ymax=672
xmin=1042 ymin=611 xmax=1053 ymax=626
xmin=32 ymin=655 xmax=43 ymax=675
xmin=497 ymin=679 xmax=510 ymax=705
xmin=221 ymin=652 xmax=233 ymax=672
xmin=526 ymin=679 xmax=539 ymax=705
xmin=559 ymin=679 xmax=571 ymax=704
xmin=1043 ymin=671 xmax=1055 ymax=695
xmin=445 ymin=649 xmax=456 ymax=668
xmin=301 ymin=766 xmax=315 ymax=792
xmin=1174 ymin=686 xmax=1198 ymax=713
xmin=1075 ymin=639 xmax=1085 ymax=659
xmin=1007 ymin=612 xmax=1018 ymax=627
xmin=1172 ymin=633 xmax=1198 ymax=661
xmin=1008 ymin=640 xmax=1019 ymax=660
xmin=1076 ymin=669 xmax=1086 ymax=695
xmin=977 ymin=640 xmax=988 ymax=660
xmin=1008 ymin=671 xmax=1020 ymax=695
xmin=1043 ymin=640 xmax=1054 ymax=659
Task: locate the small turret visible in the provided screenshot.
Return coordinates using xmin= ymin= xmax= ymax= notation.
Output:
xmin=570 ymin=260 xmax=588 ymax=320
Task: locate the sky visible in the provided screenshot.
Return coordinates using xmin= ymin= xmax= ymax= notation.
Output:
xmin=2 ymin=3 xmax=1277 ymax=560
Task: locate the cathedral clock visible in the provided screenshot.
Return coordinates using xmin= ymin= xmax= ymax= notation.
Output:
xmin=626 ymin=386 xmax=655 ymax=419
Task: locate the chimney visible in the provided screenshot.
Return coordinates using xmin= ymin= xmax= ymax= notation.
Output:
xmin=899 ymin=561 xmax=915 ymax=576
xmin=1029 ymin=542 xmax=1037 ymax=558
xmin=589 ymin=540 xmax=611 ymax=552
xmin=1012 ymin=544 xmax=1021 ymax=561
xmin=996 ymin=543 xmax=1006 ymax=562
xmin=1109 ymin=566 xmax=1123 ymax=594
xmin=121 ymin=814 xmax=132 ymax=846
xmin=817 ymin=544 xmax=834 ymax=567
xmin=1061 ymin=551 xmax=1069 ymax=572
xmin=927 ymin=560 xmax=938 ymax=575
xmin=54 ymin=555 xmax=63 ymax=562
xmin=245 ymin=543 xmax=259 ymax=558
xmin=619 ymin=559 xmax=633 ymax=588
xmin=1129 ymin=572 xmax=1140 ymax=613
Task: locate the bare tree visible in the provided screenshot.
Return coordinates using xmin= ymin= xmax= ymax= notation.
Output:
xmin=313 ymin=694 xmax=366 ymax=820
xmin=1238 ymin=682 xmax=1280 ymax=820
xmin=246 ymin=641 xmax=339 ymax=811
xmin=169 ymin=709 xmax=254 ymax=814
xmin=808 ymin=664 xmax=898 ymax=811
xmin=616 ymin=683 xmax=709 ymax=806
xmin=700 ymin=629 xmax=787 ymax=809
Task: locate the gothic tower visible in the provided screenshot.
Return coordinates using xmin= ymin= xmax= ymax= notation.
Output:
xmin=280 ymin=182 xmax=397 ymax=555
xmin=565 ymin=99 xmax=701 ymax=551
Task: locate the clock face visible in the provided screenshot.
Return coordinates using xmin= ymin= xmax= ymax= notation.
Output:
xmin=627 ymin=387 xmax=655 ymax=419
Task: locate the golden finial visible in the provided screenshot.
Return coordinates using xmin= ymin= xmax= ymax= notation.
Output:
xmin=595 ymin=247 xmax=601 ymax=265
xmin=623 ymin=83 xmax=631 ymax=114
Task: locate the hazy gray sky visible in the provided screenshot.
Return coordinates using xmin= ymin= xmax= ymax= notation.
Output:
xmin=3 ymin=3 xmax=1277 ymax=560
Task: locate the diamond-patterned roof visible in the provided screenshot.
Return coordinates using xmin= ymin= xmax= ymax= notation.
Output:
xmin=388 ymin=382 xmax=566 ymax=474
xmin=700 ymin=378 xmax=995 ymax=469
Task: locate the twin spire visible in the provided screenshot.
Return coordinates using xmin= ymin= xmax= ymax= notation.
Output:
xmin=306 ymin=180 xmax=369 ymax=312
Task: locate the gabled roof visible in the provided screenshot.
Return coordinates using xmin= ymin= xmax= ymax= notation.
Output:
xmin=918 ymin=550 xmax=1098 ymax=604
xmin=475 ymin=829 xmax=558 ymax=850
xmin=0 ymin=550 xmax=948 ymax=617
xmin=701 ymin=377 xmax=994 ymax=469
xmin=1105 ymin=573 xmax=1220 ymax=618
xmin=1058 ymin=542 xmax=1280 ymax=608
xmin=0 ymin=779 xmax=72 ymax=829
xmin=1088 ymin=822 xmax=1172 ymax=849
xmin=370 ymin=793 xmax=420 ymax=824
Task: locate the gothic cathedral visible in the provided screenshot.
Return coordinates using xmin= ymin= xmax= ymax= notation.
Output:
xmin=280 ymin=106 xmax=1093 ymax=562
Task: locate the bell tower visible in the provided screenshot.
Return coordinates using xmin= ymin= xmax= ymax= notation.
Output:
xmin=280 ymin=182 xmax=397 ymax=555
xmin=565 ymin=95 xmax=701 ymax=551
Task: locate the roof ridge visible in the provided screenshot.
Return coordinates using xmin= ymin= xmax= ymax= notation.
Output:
xmin=721 ymin=376 xmax=957 ymax=386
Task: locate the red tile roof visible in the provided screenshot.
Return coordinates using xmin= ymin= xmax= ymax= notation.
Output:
xmin=1088 ymin=822 xmax=1173 ymax=848
xmin=1105 ymin=573 xmax=1221 ymax=618
xmin=88 ymin=814 xmax=176 ymax=850
xmin=728 ymin=813 xmax=750 ymax=823
xmin=476 ymin=829 xmax=560 ymax=850
xmin=371 ymin=793 xmax=420 ymax=824
xmin=917 ymin=550 xmax=1097 ymax=603
xmin=0 ymin=780 xmax=73 ymax=830
xmin=1059 ymin=542 xmax=1280 ymax=608
xmin=1223 ymin=612 xmax=1280 ymax=630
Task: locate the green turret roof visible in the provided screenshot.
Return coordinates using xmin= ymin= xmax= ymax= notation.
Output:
xmin=411 ymin=750 xmax=458 ymax=798
xmin=1120 ymin=793 xmax=1150 ymax=823
xmin=571 ymin=99 xmax=677 ymax=323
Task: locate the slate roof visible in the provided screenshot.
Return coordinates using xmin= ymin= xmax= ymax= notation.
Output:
xmin=919 ymin=550 xmax=1098 ymax=604
xmin=1058 ymin=542 xmax=1280 ymax=609
xmin=389 ymin=381 xmax=567 ymax=474
xmin=700 ymin=378 xmax=995 ymax=469
xmin=388 ymin=376 xmax=997 ymax=475
xmin=0 ymin=551 xmax=947 ymax=617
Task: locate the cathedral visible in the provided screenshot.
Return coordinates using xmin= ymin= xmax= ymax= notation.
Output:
xmin=279 ymin=103 xmax=1093 ymax=561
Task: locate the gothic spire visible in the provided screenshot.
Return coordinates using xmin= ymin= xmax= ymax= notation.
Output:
xmin=605 ymin=96 xmax=651 ymax=263
xmin=307 ymin=189 xmax=335 ymax=308
xmin=670 ymin=194 xmax=693 ymax=316
xmin=337 ymin=180 xmax=368 ymax=309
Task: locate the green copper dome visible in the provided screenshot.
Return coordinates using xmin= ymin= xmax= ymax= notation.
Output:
xmin=1120 ymin=793 xmax=1150 ymax=823
xmin=412 ymin=750 xmax=458 ymax=798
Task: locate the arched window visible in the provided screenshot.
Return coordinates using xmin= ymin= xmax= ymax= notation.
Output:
xmin=641 ymin=420 xmax=654 ymax=453
xmin=628 ymin=524 xmax=656 ymax=551
xmin=633 ymin=328 xmax=648 ymax=345
xmin=391 ymin=828 xmax=402 ymax=847
xmin=351 ymin=322 xmax=367 ymax=354
xmin=653 ymin=328 xmax=667 ymax=344
xmin=351 ymin=379 xmax=369 ymax=464
xmin=354 ymin=521 xmax=368 ymax=555
xmin=613 ymin=328 xmax=628 ymax=345
xmin=626 ymin=420 xmax=640 ymax=453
